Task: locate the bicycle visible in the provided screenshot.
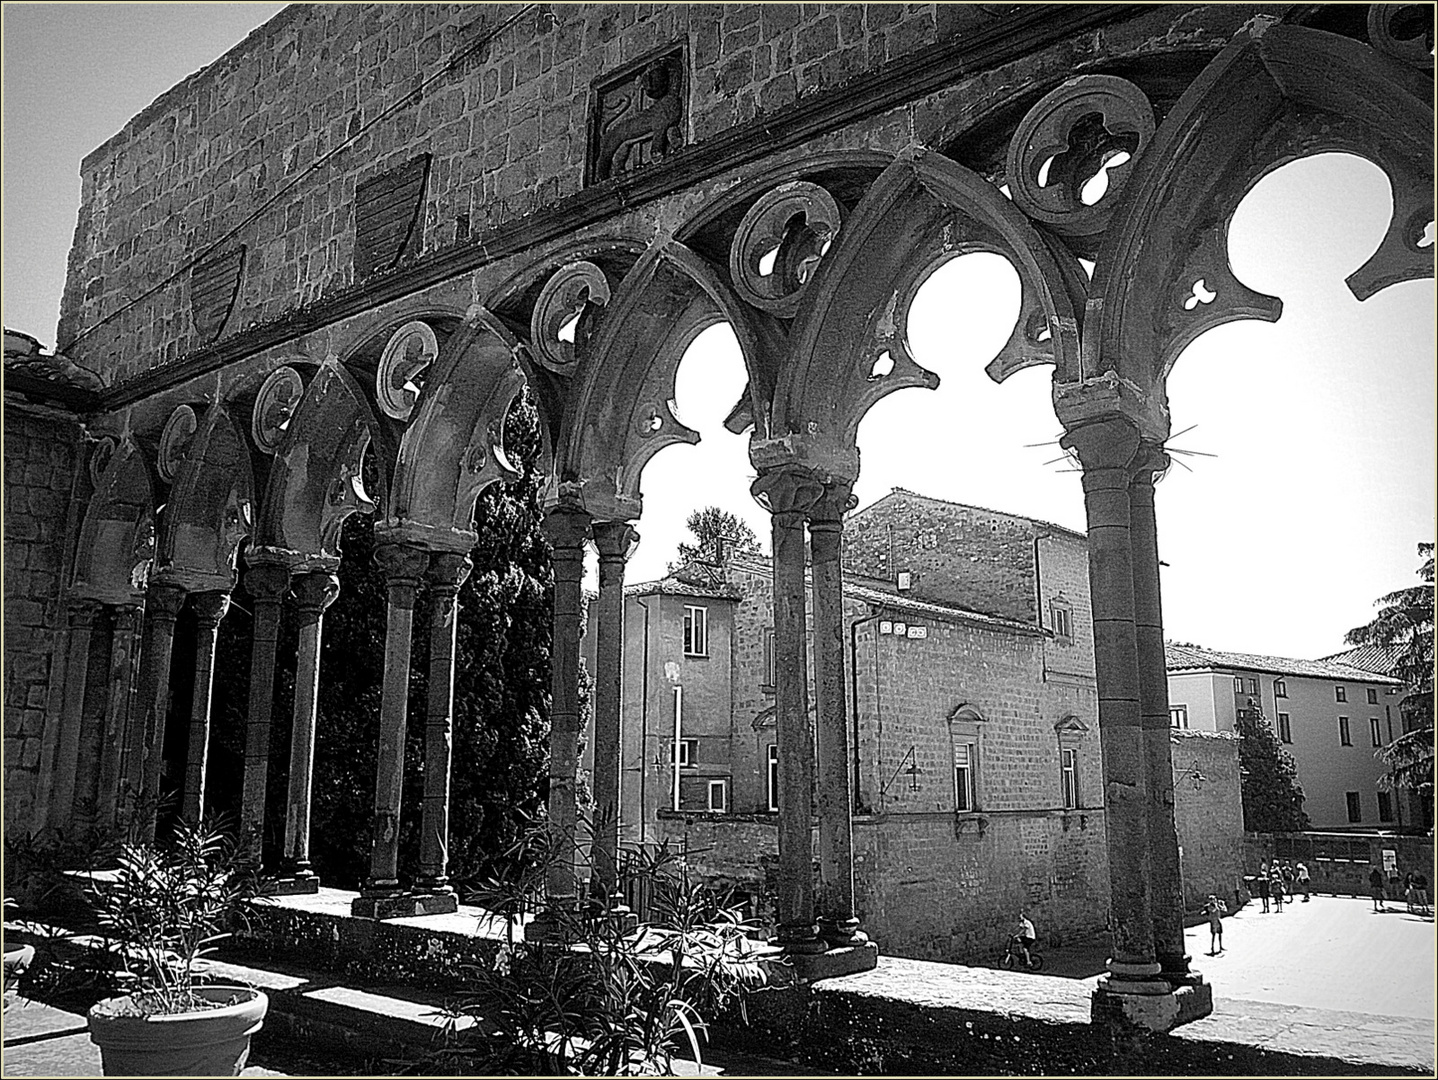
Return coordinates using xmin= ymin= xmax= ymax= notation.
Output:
xmin=1001 ymin=937 xmax=1044 ymax=971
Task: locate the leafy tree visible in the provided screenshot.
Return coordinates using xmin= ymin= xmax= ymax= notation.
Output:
xmin=1346 ymin=542 xmax=1434 ymax=815
xmin=668 ymin=507 xmax=761 ymax=572
xmin=1235 ymin=697 xmax=1310 ymax=833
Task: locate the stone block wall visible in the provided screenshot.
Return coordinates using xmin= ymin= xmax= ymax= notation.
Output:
xmin=1245 ymin=831 xmax=1435 ymax=898
xmin=1170 ymin=729 xmax=1244 ymax=910
xmin=59 ymin=2 xmax=959 ymax=383
xmin=3 ymin=405 xmax=82 ymax=833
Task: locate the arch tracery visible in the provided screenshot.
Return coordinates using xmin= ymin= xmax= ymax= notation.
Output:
xmin=154 ymin=405 xmax=255 ymax=591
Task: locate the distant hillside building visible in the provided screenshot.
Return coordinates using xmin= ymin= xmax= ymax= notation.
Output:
xmin=580 ymin=492 xmax=1244 ymax=962
xmin=1164 ymin=644 xmax=1417 ymax=832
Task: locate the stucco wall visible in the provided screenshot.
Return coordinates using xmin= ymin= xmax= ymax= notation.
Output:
xmin=1170 ymin=729 xmax=1244 ymax=910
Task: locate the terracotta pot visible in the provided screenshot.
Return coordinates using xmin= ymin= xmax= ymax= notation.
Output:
xmin=87 ymin=986 xmax=268 ymax=1076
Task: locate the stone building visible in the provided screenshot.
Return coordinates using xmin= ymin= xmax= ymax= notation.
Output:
xmin=5 ymin=2 xmax=1429 ymax=1033
xmin=1165 ymin=644 xmax=1415 ymax=831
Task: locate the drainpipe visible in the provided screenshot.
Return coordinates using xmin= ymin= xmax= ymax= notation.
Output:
xmin=1033 ymin=533 xmax=1050 ymax=682
xmin=850 ymin=611 xmax=883 ymax=813
xmin=672 ymin=684 xmax=683 ymax=813
xmin=637 ymin=597 xmax=652 ymax=845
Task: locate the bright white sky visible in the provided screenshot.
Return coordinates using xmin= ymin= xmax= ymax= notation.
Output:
xmin=4 ymin=5 xmax=1433 ymax=662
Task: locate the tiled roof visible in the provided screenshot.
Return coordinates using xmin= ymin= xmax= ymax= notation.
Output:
xmin=1317 ymin=643 xmax=1403 ymax=676
xmin=851 ymin=487 xmax=1088 ymax=542
xmin=1164 ymin=642 xmax=1401 ymax=684
xmin=623 ymin=577 xmax=744 ymax=601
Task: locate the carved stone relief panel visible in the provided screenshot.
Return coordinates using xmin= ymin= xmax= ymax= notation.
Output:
xmin=354 ymin=154 xmax=431 ymax=278
xmin=189 ymin=246 xmax=246 ymax=345
xmin=586 ymin=46 xmax=687 ymax=185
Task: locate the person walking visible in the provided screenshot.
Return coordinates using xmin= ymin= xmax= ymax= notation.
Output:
xmin=1415 ymin=872 xmax=1431 ymax=917
xmin=1205 ymin=894 xmax=1227 ymax=955
xmin=1281 ymin=862 xmax=1296 ymax=899
xmin=1369 ymin=865 xmax=1387 ymax=912
xmin=1271 ymin=869 xmax=1285 ymax=912
xmin=1405 ymin=871 xmax=1416 ymax=914
xmin=1297 ymin=861 xmax=1311 ymax=901
xmin=1257 ymin=866 xmax=1271 ymax=912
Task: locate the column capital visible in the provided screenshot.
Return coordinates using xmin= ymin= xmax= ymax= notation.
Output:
xmin=373 ymin=542 xmax=429 ymax=610
xmin=192 ymin=590 xmax=232 ymax=630
xmin=1060 ymin=417 xmax=1141 ymax=479
xmin=244 ymin=561 xmax=293 ymax=604
xmin=751 ymin=467 xmax=826 ymax=523
xmin=1129 ymin=442 xmax=1170 ymax=493
xmin=808 ymin=481 xmax=856 ymax=532
xmin=291 ymin=569 xmax=341 ymax=616
xmin=67 ymin=598 xmax=104 ymax=627
xmin=112 ymin=602 xmax=144 ymax=632
xmin=591 ymin=520 xmax=639 ymax=562
xmin=543 ymin=503 xmax=592 ymax=551
xmin=145 ymin=582 xmax=187 ymax=623
xmin=426 ymin=552 xmax=473 ymax=593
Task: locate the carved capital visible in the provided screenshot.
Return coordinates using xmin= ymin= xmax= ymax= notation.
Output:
xmin=373 ymin=543 xmax=429 ymax=611
xmin=191 ymin=590 xmax=231 ymax=630
xmin=1128 ymin=441 xmax=1170 ymax=499
xmin=1060 ymin=418 xmax=1141 ymax=485
xmin=67 ymin=598 xmax=104 ymax=629
xmin=145 ymin=582 xmax=187 ymax=624
xmin=751 ymin=467 xmax=826 ymax=525
xmin=426 ymin=552 xmax=473 ymax=595
xmin=592 ymin=521 xmax=638 ymax=562
xmin=543 ymin=504 xmax=592 ymax=554
xmin=807 ymin=481 xmax=854 ymax=531
xmin=291 ymin=570 xmax=341 ymax=617
xmin=112 ymin=603 xmax=145 ymax=634
xmin=243 ymin=561 xmax=293 ymax=605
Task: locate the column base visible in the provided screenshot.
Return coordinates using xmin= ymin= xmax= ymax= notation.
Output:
xmin=1091 ymin=974 xmax=1213 ymax=1033
xmin=263 ymin=874 xmax=320 ymax=896
xmin=789 ymin=939 xmax=879 ymax=982
xmin=818 ymin=918 xmax=865 ymax=947
xmin=350 ymin=890 xmax=459 ymax=919
xmin=775 ymin=920 xmax=828 ymax=955
xmin=525 ymin=904 xmax=578 ymax=944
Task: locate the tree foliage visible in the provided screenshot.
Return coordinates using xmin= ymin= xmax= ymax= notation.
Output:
xmin=1346 ymin=542 xmax=1434 ymax=810
xmin=668 ymin=507 xmax=761 ymax=572
xmin=1235 ymin=698 xmax=1310 ymax=833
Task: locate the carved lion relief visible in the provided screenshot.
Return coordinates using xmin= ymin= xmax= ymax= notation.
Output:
xmin=586 ymin=47 xmax=687 ymax=185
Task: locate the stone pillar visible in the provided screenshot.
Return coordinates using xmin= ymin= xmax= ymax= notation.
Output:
xmin=753 ymin=468 xmax=826 ymax=956
xmin=130 ymin=582 xmax=186 ymax=838
xmin=529 ymin=504 xmax=590 ymax=939
xmin=1062 ymin=420 xmax=1164 ymax=987
xmin=281 ymin=569 xmax=339 ymax=892
xmin=808 ymin=483 xmax=862 ymax=945
xmin=45 ymin=600 xmax=103 ymax=832
xmin=239 ymin=561 xmax=292 ymax=854
xmin=355 ymin=543 xmax=429 ymax=916
xmin=180 ymin=591 xmax=231 ymax=824
xmin=590 ymin=521 xmax=636 ymax=900
xmin=416 ymin=552 xmax=471 ymax=908
xmin=99 ymin=604 xmax=144 ymax=830
xmin=1129 ymin=444 xmax=1193 ymax=983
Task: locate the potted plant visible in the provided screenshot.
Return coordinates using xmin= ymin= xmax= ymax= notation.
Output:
xmin=84 ymin=821 xmax=267 ymax=1077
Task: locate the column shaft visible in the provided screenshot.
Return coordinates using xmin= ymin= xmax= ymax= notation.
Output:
xmin=1130 ymin=449 xmax=1190 ymax=979
xmin=283 ymin=571 xmax=340 ymax=879
xmin=45 ymin=601 xmax=102 ymax=832
xmin=129 ymin=583 xmax=185 ymax=838
xmin=809 ymin=485 xmax=860 ymax=944
xmin=239 ymin=562 xmax=292 ymax=851
xmin=543 ymin=506 xmax=590 ymax=910
xmin=99 ymin=605 xmax=143 ymax=829
xmin=364 ymin=545 xmax=429 ymax=893
xmin=418 ymin=554 xmax=471 ymax=893
xmin=591 ymin=522 xmax=635 ymax=897
xmin=181 ymin=591 xmax=231 ymax=824
xmin=1064 ymin=420 xmax=1160 ymax=983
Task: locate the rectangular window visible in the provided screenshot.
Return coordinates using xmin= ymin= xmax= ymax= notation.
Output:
xmin=1274 ymin=679 xmax=1287 ymax=698
xmin=1247 ymin=678 xmax=1259 ymax=695
xmin=1377 ymin=790 xmax=1394 ymax=823
xmin=1050 ymin=600 xmax=1073 ymax=642
xmin=1370 ymin=718 xmax=1383 ymax=747
xmin=954 ymin=742 xmax=976 ymax=812
xmin=683 ymin=605 xmax=708 ymax=657
xmin=1278 ymin=713 xmax=1291 ymax=744
xmin=1234 ymin=676 xmax=1244 ymax=694
xmin=671 ymin=738 xmax=699 ymax=767
xmin=1346 ymin=791 xmax=1362 ymax=823
xmin=1367 ymin=688 xmax=1378 ymax=705
xmin=1339 ymin=716 xmax=1351 ymax=746
xmin=766 ymin=744 xmax=779 ymax=812
xmin=1169 ymin=705 xmax=1189 ymax=730
xmin=707 ymin=779 xmax=728 ymax=813
xmin=1060 ymin=748 xmax=1078 ymax=810
xmin=761 ymin=627 xmax=774 ymax=688
xmin=1335 ymin=686 xmax=1347 ymax=702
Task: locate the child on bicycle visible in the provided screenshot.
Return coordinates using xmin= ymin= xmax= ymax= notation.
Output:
xmin=1012 ymin=911 xmax=1037 ymax=967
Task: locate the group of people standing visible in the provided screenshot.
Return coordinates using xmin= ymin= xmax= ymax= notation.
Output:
xmin=1253 ymin=860 xmax=1310 ymax=912
xmin=1368 ymin=865 xmax=1431 ymax=915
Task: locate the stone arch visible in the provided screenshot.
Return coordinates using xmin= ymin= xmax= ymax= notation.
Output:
xmin=71 ymin=438 xmax=156 ymax=605
xmin=1085 ymin=21 xmax=1433 ymax=428
xmin=383 ymin=305 xmax=527 ymax=551
xmin=764 ymin=150 xmax=1085 ymax=483
xmin=154 ymin=405 xmax=255 ymax=590
xmin=255 ymin=360 xmax=380 ymax=570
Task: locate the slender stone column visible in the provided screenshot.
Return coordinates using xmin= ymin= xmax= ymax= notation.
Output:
xmin=535 ymin=505 xmax=591 ymax=927
xmin=100 ymin=604 xmax=145 ymax=829
xmin=357 ymin=544 xmax=429 ymax=908
xmin=45 ymin=600 xmax=103 ymax=832
xmin=282 ymin=570 xmax=340 ymax=888
xmin=753 ymin=468 xmax=827 ymax=955
xmin=1129 ymin=444 xmax=1192 ymax=983
xmin=181 ymin=591 xmax=231 ymax=824
xmin=809 ymin=482 xmax=862 ymax=945
xmin=1061 ymin=419 xmax=1165 ymax=990
xmin=130 ymin=582 xmax=186 ymax=837
xmin=239 ymin=561 xmax=293 ymax=852
xmin=591 ymin=521 xmax=637 ymax=899
xmin=417 ymin=553 xmax=472 ymax=898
